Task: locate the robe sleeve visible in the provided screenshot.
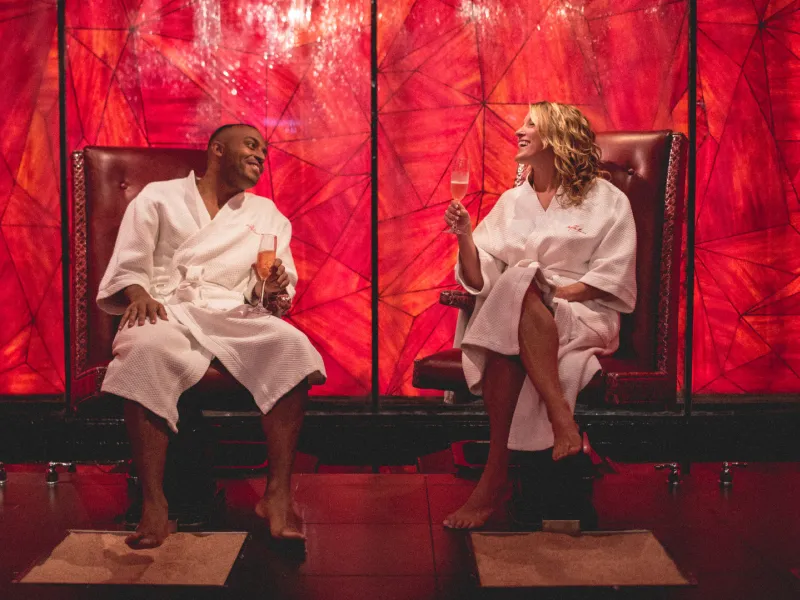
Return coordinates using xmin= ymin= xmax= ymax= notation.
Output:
xmin=578 ymin=190 xmax=637 ymax=313
xmin=454 ymin=195 xmax=507 ymax=298
xmin=455 ymin=244 xmax=505 ymax=298
xmin=96 ymin=191 xmax=159 ymax=315
xmin=244 ymin=218 xmax=298 ymax=305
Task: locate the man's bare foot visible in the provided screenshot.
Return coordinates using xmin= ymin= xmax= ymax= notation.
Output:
xmin=255 ymin=491 xmax=305 ymax=541
xmin=126 ymin=500 xmax=169 ymax=549
xmin=443 ymin=478 xmax=506 ymax=530
xmin=551 ymin=415 xmax=583 ymax=461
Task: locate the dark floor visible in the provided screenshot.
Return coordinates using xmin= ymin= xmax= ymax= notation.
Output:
xmin=1 ymin=456 xmax=799 ymax=600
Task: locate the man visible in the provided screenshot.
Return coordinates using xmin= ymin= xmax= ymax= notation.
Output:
xmin=97 ymin=124 xmax=326 ymax=548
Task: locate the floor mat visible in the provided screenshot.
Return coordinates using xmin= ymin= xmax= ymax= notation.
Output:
xmin=470 ymin=530 xmax=692 ymax=588
xmin=18 ymin=530 xmax=247 ymax=586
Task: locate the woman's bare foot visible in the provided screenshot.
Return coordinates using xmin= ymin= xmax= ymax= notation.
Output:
xmin=443 ymin=477 xmax=506 ymax=530
xmin=255 ymin=490 xmax=305 ymax=541
xmin=126 ymin=500 xmax=169 ymax=549
xmin=551 ymin=415 xmax=583 ymax=461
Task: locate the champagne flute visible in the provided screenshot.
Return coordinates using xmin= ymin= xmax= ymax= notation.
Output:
xmin=450 ymin=155 xmax=469 ymax=234
xmin=253 ymin=233 xmax=277 ymax=313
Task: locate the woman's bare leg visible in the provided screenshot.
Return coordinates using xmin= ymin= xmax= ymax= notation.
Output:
xmin=444 ymin=282 xmax=582 ymax=529
xmin=443 ymin=351 xmax=526 ymax=529
xmin=518 ymin=285 xmax=582 ymax=461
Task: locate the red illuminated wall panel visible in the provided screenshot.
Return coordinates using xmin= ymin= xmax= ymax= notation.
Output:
xmin=377 ymin=0 xmax=689 ymax=396
xmin=0 ymin=2 xmax=63 ymax=395
xmin=65 ymin=0 xmax=372 ymax=397
xmin=694 ymin=0 xmax=800 ymax=394
xmin=6 ymin=0 xmax=799 ymax=400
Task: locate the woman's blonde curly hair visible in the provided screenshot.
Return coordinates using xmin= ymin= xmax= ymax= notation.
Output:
xmin=527 ymin=101 xmax=607 ymax=207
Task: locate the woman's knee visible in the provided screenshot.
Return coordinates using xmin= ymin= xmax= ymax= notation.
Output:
xmin=519 ymin=290 xmax=558 ymax=342
xmin=521 ymin=284 xmax=555 ymax=323
xmin=523 ymin=282 xmax=545 ymax=304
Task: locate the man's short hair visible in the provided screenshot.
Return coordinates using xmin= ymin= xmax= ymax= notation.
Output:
xmin=207 ymin=123 xmax=259 ymax=149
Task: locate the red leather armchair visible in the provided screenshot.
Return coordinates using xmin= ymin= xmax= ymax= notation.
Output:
xmin=70 ymin=147 xmax=262 ymax=413
xmin=413 ymin=131 xmax=687 ymax=407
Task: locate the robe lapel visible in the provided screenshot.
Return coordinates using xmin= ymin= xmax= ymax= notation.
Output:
xmin=171 ymin=174 xmax=245 ymax=270
xmin=182 ymin=171 xmax=209 ymax=230
xmin=514 ymin=181 xmax=543 ymax=220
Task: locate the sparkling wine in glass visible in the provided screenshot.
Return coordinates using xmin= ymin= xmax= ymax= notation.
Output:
xmin=450 ymin=155 xmax=469 ymax=234
xmin=253 ymin=233 xmax=277 ymax=313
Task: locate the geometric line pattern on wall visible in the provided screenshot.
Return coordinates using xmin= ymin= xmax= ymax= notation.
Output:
xmin=16 ymin=0 xmax=800 ymax=399
xmin=378 ymin=0 xmax=689 ymax=396
xmin=694 ymin=0 xmax=800 ymax=393
xmin=66 ymin=0 xmax=371 ymax=398
xmin=0 ymin=3 xmax=63 ymax=395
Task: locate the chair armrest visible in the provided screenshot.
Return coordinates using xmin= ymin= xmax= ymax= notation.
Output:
xmin=439 ymin=290 xmax=476 ymax=311
xmin=604 ymin=371 xmax=677 ymax=405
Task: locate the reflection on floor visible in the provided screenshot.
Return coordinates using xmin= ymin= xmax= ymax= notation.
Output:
xmin=1 ymin=455 xmax=799 ymax=599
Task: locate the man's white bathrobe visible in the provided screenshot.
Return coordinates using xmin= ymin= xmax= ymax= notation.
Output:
xmin=97 ymin=172 xmax=326 ymax=432
xmin=455 ymin=177 xmax=637 ymax=452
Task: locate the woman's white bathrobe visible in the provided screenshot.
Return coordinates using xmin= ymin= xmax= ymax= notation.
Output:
xmin=97 ymin=172 xmax=326 ymax=432
xmin=455 ymin=177 xmax=637 ymax=451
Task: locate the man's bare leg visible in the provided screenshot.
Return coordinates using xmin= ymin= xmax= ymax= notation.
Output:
xmin=255 ymin=382 xmax=307 ymax=540
xmin=518 ymin=285 xmax=582 ymax=461
xmin=444 ymin=351 xmax=527 ymax=529
xmin=123 ymin=400 xmax=171 ymax=549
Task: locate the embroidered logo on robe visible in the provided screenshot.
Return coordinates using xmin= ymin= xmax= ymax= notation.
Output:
xmin=567 ymin=224 xmax=586 ymax=234
xmin=246 ymin=224 xmax=271 ymax=236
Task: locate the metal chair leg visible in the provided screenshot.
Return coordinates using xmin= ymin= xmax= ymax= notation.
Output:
xmin=719 ymin=461 xmax=747 ymax=487
xmin=655 ymin=463 xmax=682 ymax=487
xmin=45 ymin=462 xmax=76 ymax=485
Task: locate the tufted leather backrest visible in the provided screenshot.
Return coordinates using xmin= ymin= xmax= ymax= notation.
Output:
xmin=595 ymin=131 xmax=681 ymax=370
xmin=71 ymin=147 xmax=206 ymax=399
xmin=70 ymin=135 xmax=684 ymax=402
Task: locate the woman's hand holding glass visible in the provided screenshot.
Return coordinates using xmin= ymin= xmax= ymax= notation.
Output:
xmin=447 ymin=155 xmax=471 ymax=235
xmin=444 ymin=201 xmax=472 ymax=237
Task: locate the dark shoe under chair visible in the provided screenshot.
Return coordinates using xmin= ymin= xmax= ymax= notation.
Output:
xmin=508 ymin=449 xmax=599 ymax=531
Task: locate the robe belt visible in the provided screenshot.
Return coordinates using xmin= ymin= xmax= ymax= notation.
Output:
xmin=171 ymin=265 xmax=209 ymax=308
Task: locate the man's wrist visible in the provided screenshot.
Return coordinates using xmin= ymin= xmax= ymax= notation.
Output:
xmin=251 ymin=285 xmax=281 ymax=304
xmin=124 ymin=284 xmax=150 ymax=302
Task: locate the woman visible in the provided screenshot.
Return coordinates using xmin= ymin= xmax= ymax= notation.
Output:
xmin=443 ymin=101 xmax=637 ymax=529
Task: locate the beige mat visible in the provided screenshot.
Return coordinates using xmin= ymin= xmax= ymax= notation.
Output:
xmin=18 ymin=531 xmax=247 ymax=586
xmin=470 ymin=530 xmax=691 ymax=588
